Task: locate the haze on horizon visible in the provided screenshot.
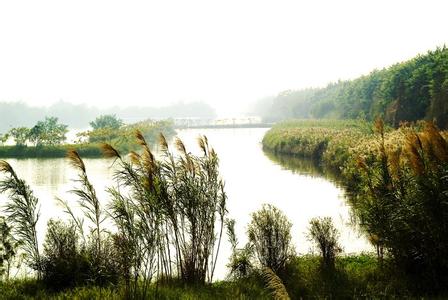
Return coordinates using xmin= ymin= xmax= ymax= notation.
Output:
xmin=0 ymin=0 xmax=447 ymax=117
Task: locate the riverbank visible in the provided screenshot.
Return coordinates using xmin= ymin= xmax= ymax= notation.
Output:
xmin=262 ymin=119 xmax=448 ymax=295
xmin=262 ymin=119 xmax=373 ymax=173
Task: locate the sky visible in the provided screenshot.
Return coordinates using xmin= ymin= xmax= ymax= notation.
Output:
xmin=0 ymin=0 xmax=447 ymax=116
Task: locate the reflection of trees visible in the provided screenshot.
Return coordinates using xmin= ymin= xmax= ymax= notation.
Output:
xmin=263 ymin=149 xmax=343 ymax=186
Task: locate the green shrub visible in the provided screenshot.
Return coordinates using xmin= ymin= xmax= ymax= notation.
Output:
xmin=307 ymin=217 xmax=341 ymax=269
xmin=41 ymin=219 xmax=89 ymax=290
xmin=247 ymin=204 xmax=294 ymax=273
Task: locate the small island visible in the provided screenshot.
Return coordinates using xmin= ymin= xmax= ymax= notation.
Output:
xmin=0 ymin=115 xmax=176 ymax=159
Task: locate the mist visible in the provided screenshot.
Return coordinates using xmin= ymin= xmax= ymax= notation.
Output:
xmin=0 ymin=101 xmax=216 ymax=132
xmin=1 ymin=0 xmax=447 ymax=118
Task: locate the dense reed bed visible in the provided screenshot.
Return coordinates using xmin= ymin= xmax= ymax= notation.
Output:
xmin=263 ymin=119 xmax=448 ymax=294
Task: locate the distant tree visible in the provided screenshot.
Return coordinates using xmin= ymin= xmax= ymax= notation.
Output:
xmin=28 ymin=117 xmax=68 ymax=146
xmin=8 ymin=127 xmax=30 ymax=146
xmin=0 ymin=133 xmax=9 ymax=145
xmin=90 ymin=114 xmax=123 ymax=130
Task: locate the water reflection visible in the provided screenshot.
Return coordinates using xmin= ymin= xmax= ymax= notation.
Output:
xmin=263 ymin=149 xmax=344 ymax=187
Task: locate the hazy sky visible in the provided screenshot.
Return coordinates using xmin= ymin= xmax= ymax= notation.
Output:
xmin=0 ymin=0 xmax=447 ymax=116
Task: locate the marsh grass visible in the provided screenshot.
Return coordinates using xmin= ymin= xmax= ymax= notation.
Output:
xmin=263 ymin=118 xmax=448 ymax=294
xmin=0 ymin=160 xmax=42 ymax=278
xmin=104 ymin=131 xmax=227 ymax=290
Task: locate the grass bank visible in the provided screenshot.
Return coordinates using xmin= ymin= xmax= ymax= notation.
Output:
xmin=262 ymin=119 xmax=374 ymax=172
xmin=262 ymin=119 xmax=448 ymax=296
xmin=0 ymin=254 xmax=419 ymax=299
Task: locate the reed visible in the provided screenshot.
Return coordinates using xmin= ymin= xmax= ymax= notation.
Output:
xmin=0 ymin=160 xmax=42 ymax=278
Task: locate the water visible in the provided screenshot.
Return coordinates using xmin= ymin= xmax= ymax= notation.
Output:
xmin=0 ymin=128 xmax=371 ymax=279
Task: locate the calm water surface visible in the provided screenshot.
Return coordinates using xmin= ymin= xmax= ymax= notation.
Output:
xmin=0 ymin=128 xmax=371 ymax=279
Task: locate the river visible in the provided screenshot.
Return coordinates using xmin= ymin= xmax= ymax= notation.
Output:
xmin=0 ymin=128 xmax=371 ymax=279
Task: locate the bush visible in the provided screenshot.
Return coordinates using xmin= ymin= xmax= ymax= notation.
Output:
xmin=307 ymin=217 xmax=341 ymax=269
xmin=247 ymin=204 xmax=294 ymax=273
xmin=41 ymin=219 xmax=89 ymax=290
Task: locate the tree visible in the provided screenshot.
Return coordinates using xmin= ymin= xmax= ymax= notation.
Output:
xmin=8 ymin=127 xmax=30 ymax=146
xmin=28 ymin=117 xmax=68 ymax=146
xmin=89 ymin=114 xmax=123 ymax=130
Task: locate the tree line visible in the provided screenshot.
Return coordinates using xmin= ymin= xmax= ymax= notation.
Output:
xmin=255 ymin=46 xmax=448 ymax=129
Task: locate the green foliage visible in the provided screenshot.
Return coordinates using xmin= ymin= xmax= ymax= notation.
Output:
xmin=0 ymin=277 xmax=270 ymax=299
xmin=307 ymin=217 xmax=341 ymax=269
xmin=262 ymin=119 xmax=373 ymax=171
xmin=57 ymin=150 xmax=122 ymax=288
xmin=258 ymin=46 xmax=448 ymax=129
xmin=0 ymin=133 xmax=9 ymax=145
xmin=247 ymin=204 xmax=294 ymax=273
xmin=8 ymin=127 xmax=30 ymax=146
xmin=0 ymin=216 xmax=19 ymax=280
xmin=28 ymin=117 xmax=68 ymax=146
xmin=0 ymin=119 xmax=175 ymax=159
xmin=82 ymin=119 xmax=176 ymax=152
xmin=4 ymin=117 xmax=68 ymax=147
xmin=41 ymin=219 xmax=89 ymax=290
xmin=351 ymin=120 xmax=448 ymax=292
xmin=89 ymin=114 xmax=123 ymax=131
xmin=263 ymin=118 xmax=448 ymax=293
xmin=226 ymin=219 xmax=254 ymax=279
xmin=281 ymin=254 xmax=411 ymax=299
xmin=106 ymin=131 xmax=227 ymax=288
xmin=0 ymin=255 xmax=422 ymax=299
xmin=0 ymin=144 xmax=103 ymax=158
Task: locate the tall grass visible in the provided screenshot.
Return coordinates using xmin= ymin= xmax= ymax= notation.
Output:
xmin=263 ymin=118 xmax=448 ymax=293
xmin=262 ymin=119 xmax=373 ymax=171
xmin=104 ymin=131 xmax=227 ymax=290
xmin=0 ymin=160 xmax=42 ymax=278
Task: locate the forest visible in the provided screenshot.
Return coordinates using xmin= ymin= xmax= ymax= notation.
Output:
xmin=254 ymin=46 xmax=448 ymax=129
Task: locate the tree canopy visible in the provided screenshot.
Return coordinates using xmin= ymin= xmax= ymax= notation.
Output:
xmin=28 ymin=117 xmax=68 ymax=146
xmin=256 ymin=46 xmax=448 ymax=129
xmin=89 ymin=114 xmax=123 ymax=130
